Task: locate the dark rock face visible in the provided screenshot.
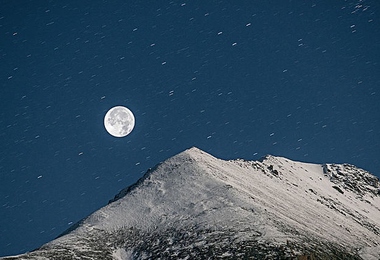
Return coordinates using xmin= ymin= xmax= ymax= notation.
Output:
xmin=2 ymin=226 xmax=362 ymax=260
xmin=323 ymin=163 xmax=380 ymax=198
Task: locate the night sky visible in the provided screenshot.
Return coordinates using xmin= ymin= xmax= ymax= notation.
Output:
xmin=1 ymin=0 xmax=379 ymax=257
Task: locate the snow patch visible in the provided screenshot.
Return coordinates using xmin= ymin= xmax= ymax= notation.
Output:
xmin=359 ymin=245 xmax=380 ymax=260
xmin=112 ymin=248 xmax=132 ymax=260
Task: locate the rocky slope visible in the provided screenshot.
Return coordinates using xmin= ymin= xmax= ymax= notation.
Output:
xmin=2 ymin=147 xmax=380 ymax=259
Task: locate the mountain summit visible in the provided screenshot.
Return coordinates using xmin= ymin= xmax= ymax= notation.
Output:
xmin=2 ymin=147 xmax=380 ymax=259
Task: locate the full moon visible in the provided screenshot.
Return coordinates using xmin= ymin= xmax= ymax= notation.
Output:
xmin=104 ymin=106 xmax=135 ymax=137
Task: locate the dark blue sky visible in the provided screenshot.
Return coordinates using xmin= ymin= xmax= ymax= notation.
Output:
xmin=1 ymin=0 xmax=379 ymax=257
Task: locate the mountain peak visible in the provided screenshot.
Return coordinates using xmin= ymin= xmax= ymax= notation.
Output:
xmin=108 ymin=147 xmax=209 ymax=205
xmin=2 ymin=148 xmax=380 ymax=260
xmin=177 ymin=146 xmax=214 ymax=161
xmin=183 ymin=146 xmax=203 ymax=154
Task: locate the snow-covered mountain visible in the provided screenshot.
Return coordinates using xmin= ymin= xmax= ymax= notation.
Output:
xmin=2 ymin=147 xmax=380 ymax=259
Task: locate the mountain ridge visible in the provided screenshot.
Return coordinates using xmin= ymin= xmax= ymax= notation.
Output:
xmin=2 ymin=147 xmax=380 ymax=259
